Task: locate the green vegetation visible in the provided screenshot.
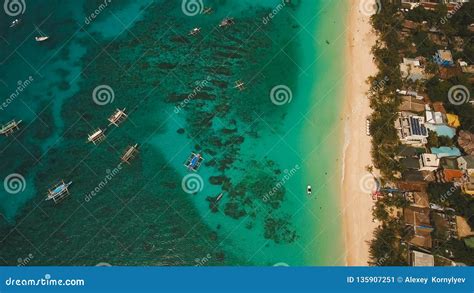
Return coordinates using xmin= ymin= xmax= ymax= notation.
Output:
xmin=368 ymin=1 xmax=474 ymax=266
xmin=368 ymin=221 xmax=407 ymax=266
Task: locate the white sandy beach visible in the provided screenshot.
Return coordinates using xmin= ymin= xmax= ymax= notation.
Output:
xmin=341 ymin=0 xmax=379 ymax=266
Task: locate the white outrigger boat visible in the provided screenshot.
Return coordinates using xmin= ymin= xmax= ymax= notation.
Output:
xmin=219 ymin=18 xmax=234 ymax=28
xmin=34 ymin=25 xmax=49 ymax=42
xmin=188 ymin=27 xmax=201 ymax=36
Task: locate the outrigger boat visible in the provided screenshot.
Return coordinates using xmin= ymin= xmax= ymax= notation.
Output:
xmin=307 ymin=185 xmax=312 ymax=196
xmin=10 ymin=19 xmax=21 ymax=28
xmin=216 ymin=192 xmax=224 ymax=202
xmin=34 ymin=25 xmax=49 ymax=42
xmin=184 ymin=152 xmax=204 ymax=172
xmin=234 ymin=80 xmax=245 ymax=91
xmin=120 ymin=144 xmax=139 ymax=164
xmin=46 ymin=180 xmax=72 ymax=204
xmin=219 ymin=18 xmax=234 ymax=28
xmin=188 ymin=27 xmax=201 ymax=36
xmin=0 ymin=119 xmax=22 ymax=136
xmin=202 ymin=7 xmax=213 ymax=15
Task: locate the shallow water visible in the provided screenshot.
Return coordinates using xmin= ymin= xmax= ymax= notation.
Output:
xmin=0 ymin=0 xmax=347 ymax=266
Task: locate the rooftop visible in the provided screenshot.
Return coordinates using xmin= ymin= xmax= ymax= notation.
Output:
xmin=437 ymin=49 xmax=454 ymax=63
xmin=401 ymin=157 xmax=421 ymax=170
xmin=446 ymin=113 xmax=460 ymax=128
xmin=420 ymin=153 xmax=439 ymax=167
xmin=404 ymin=206 xmax=431 ymax=227
xmin=396 ymin=181 xmax=428 ymax=192
xmin=411 ymin=250 xmax=434 ymax=267
xmin=432 ymin=102 xmax=446 ymax=114
xmin=399 ymin=96 xmax=425 ymax=113
xmin=440 ymin=157 xmax=460 ymax=170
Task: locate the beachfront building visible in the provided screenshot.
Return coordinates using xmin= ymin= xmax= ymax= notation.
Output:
xmin=457 ymin=155 xmax=474 ymax=175
xmin=425 ymin=104 xmax=446 ymax=125
xmin=395 ymin=112 xmax=428 ymax=146
xmin=436 ymin=157 xmax=464 ymax=183
xmin=396 ymin=89 xmax=425 ymax=100
xmin=419 ymin=153 xmax=440 ymax=171
xmin=400 ymin=58 xmax=427 ymax=81
xmin=410 ymin=250 xmax=434 ymax=266
xmin=461 ymin=176 xmax=474 ymax=195
xmin=434 ymin=49 xmax=455 ymax=67
xmin=401 ymin=0 xmax=471 ymax=12
xmin=406 ymin=191 xmax=430 ymax=208
xmin=397 ymin=181 xmax=428 ymax=192
xmin=401 ymin=157 xmax=421 ymax=170
xmin=458 ymin=130 xmax=474 ymax=155
xmin=399 ymin=96 xmax=426 ymax=113
xmin=404 ymin=206 xmax=433 ymax=249
xmin=425 ymin=105 xmax=456 ymax=138
xmin=446 ymin=113 xmax=461 ymax=128
xmin=396 ymin=145 xmax=424 ymax=159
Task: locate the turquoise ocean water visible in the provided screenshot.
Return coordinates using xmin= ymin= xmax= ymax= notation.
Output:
xmin=0 ymin=0 xmax=348 ymax=266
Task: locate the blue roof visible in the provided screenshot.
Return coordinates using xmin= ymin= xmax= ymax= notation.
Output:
xmin=431 ymin=147 xmax=461 ymax=158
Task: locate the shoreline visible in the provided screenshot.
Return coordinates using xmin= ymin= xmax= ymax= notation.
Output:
xmin=341 ymin=0 xmax=378 ymax=266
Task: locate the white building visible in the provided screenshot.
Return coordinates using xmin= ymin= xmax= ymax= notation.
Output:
xmin=395 ymin=112 xmax=429 ymax=147
xmin=419 ymin=154 xmax=440 ymax=171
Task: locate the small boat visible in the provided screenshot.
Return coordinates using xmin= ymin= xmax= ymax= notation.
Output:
xmin=46 ymin=181 xmax=72 ymax=203
xmin=234 ymin=80 xmax=245 ymax=91
xmin=216 ymin=192 xmax=223 ymax=202
xmin=189 ymin=153 xmax=202 ymax=170
xmin=189 ymin=27 xmax=201 ymax=36
xmin=34 ymin=25 xmax=49 ymax=42
xmin=307 ymin=185 xmax=312 ymax=196
xmin=184 ymin=152 xmax=204 ymax=172
xmin=219 ymin=18 xmax=234 ymax=28
xmin=202 ymin=7 xmax=213 ymax=15
xmin=35 ymin=36 xmax=49 ymax=42
xmin=10 ymin=19 xmax=21 ymax=28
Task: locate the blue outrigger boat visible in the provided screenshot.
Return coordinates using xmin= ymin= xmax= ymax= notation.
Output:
xmin=46 ymin=180 xmax=72 ymax=204
xmin=184 ymin=152 xmax=204 ymax=172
